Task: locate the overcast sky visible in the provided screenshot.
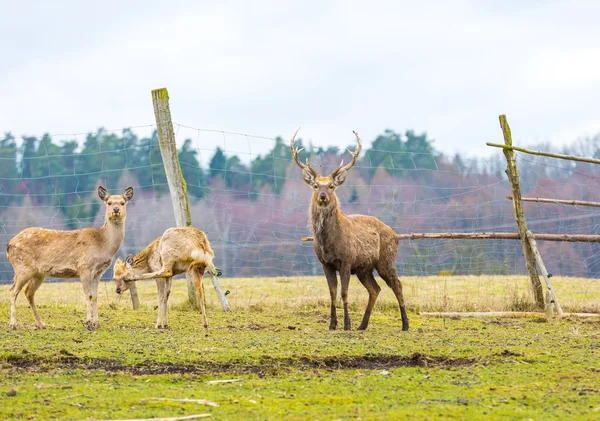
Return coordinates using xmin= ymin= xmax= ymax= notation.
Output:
xmin=2 ymin=0 xmax=600 ymax=164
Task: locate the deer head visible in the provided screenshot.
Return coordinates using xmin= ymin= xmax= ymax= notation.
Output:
xmin=113 ymin=254 xmax=135 ymax=294
xmin=98 ymin=186 xmax=134 ymax=222
xmin=290 ymin=128 xmax=362 ymax=207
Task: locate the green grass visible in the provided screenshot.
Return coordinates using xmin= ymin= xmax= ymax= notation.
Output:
xmin=1 ymin=275 xmax=600 ymax=420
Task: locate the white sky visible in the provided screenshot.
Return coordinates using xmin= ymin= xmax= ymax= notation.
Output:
xmin=2 ymin=0 xmax=600 ymax=164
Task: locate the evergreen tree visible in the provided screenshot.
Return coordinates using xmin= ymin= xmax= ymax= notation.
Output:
xmin=209 ymin=147 xmax=227 ymax=179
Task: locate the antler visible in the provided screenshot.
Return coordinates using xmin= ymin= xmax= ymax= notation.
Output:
xmin=331 ymin=130 xmax=363 ymax=176
xmin=290 ymin=127 xmax=318 ymax=177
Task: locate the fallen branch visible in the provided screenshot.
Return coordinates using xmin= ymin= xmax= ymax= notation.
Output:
xmin=507 ymin=196 xmax=600 ymax=208
xmin=85 ymin=414 xmax=211 ymax=421
xmin=141 ymin=398 xmax=218 ymax=407
xmin=206 ymin=379 xmax=242 ymax=385
xmin=301 ymin=233 xmax=600 ymax=242
xmin=486 ymin=142 xmax=600 ymax=165
xmin=420 ymin=312 xmax=600 ymax=319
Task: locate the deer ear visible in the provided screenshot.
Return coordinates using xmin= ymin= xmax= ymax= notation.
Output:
xmin=332 ymin=170 xmax=347 ymax=186
xmin=123 ymin=187 xmax=134 ymax=202
xmin=302 ymin=168 xmax=316 ymax=185
xmin=98 ymin=186 xmax=109 ymax=202
xmin=125 ymin=254 xmax=134 ymax=268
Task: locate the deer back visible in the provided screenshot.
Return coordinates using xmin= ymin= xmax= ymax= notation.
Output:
xmin=8 ymin=227 xmax=114 ymax=278
xmin=153 ymin=227 xmax=215 ymax=275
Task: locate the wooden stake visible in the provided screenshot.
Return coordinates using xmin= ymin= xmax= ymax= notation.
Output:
xmin=420 ymin=312 xmax=600 ymax=319
xmin=507 ymin=196 xmax=600 ymax=208
xmin=499 ymin=115 xmax=544 ymax=309
xmin=487 ymin=142 xmax=600 ymax=165
xmin=151 ymin=88 xmax=230 ymax=312
xmin=525 ymin=230 xmax=563 ymax=316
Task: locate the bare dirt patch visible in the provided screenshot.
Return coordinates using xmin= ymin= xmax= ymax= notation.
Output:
xmin=2 ymin=352 xmax=478 ymax=375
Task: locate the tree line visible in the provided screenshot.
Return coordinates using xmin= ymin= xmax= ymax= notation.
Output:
xmin=1 ymin=128 xmax=600 ymax=281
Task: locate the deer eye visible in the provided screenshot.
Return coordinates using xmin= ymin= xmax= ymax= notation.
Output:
xmin=313 ymin=184 xmax=318 ymax=189
xmin=120 ymin=201 xmax=125 ymax=206
xmin=329 ymin=184 xmax=334 ymax=190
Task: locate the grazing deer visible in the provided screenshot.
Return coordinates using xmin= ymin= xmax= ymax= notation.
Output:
xmin=291 ymin=129 xmax=409 ymax=331
xmin=112 ymin=226 xmax=220 ymax=329
xmin=7 ymin=186 xmax=134 ymax=330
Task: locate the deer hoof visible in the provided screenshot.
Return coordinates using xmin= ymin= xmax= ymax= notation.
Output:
xmin=10 ymin=323 xmax=17 ymax=330
xmin=86 ymin=321 xmax=99 ymax=331
xmin=35 ymin=323 xmax=46 ymax=330
xmin=357 ymin=324 xmax=368 ymax=331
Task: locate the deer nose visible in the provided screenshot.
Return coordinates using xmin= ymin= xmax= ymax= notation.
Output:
xmin=319 ymin=192 xmax=327 ymax=200
xmin=113 ymin=207 xmax=120 ymax=214
xmin=116 ymin=288 xmax=121 ymax=294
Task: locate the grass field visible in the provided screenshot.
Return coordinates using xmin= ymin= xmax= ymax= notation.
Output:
xmin=1 ymin=275 xmax=600 ymax=420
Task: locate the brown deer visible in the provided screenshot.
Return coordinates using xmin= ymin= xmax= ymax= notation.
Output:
xmin=291 ymin=129 xmax=409 ymax=331
xmin=7 ymin=186 xmax=134 ymax=330
xmin=112 ymin=226 xmax=219 ymax=329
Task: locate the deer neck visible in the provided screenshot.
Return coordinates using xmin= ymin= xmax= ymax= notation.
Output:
xmin=100 ymin=218 xmax=126 ymax=256
xmin=310 ymin=200 xmax=343 ymax=241
xmin=130 ymin=245 xmax=155 ymax=274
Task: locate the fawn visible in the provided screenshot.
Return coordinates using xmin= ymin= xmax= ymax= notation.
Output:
xmin=112 ymin=226 xmax=220 ymax=329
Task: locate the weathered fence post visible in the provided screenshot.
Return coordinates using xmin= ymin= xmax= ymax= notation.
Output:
xmin=498 ymin=115 xmax=545 ymax=309
xmin=151 ymin=87 xmax=231 ymax=311
xmin=525 ymin=230 xmax=563 ymax=317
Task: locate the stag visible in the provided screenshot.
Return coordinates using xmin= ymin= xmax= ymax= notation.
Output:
xmin=7 ymin=186 xmax=134 ymax=330
xmin=291 ymin=129 xmax=409 ymax=331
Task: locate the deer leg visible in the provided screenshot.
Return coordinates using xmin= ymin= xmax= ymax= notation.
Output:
xmin=190 ymin=265 xmax=208 ymax=329
xmin=163 ymin=276 xmax=172 ymax=328
xmin=128 ymin=269 xmax=173 ymax=281
xmin=91 ymin=276 xmax=101 ymax=329
xmin=9 ymin=271 xmax=34 ymax=330
xmin=80 ymin=272 xmax=95 ymax=330
xmin=155 ymin=278 xmax=168 ymax=329
xmin=322 ymin=264 xmax=338 ymax=330
xmin=24 ymin=274 xmax=46 ymax=329
xmin=356 ymin=270 xmax=381 ymax=331
xmin=340 ymin=264 xmax=352 ymax=330
xmin=378 ymin=267 xmax=409 ymax=332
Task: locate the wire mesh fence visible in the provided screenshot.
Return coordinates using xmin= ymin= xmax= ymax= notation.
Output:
xmin=2 ymin=125 xmax=600 ymax=284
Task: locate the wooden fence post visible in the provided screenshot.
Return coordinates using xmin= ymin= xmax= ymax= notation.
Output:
xmin=498 ymin=115 xmax=545 ymax=309
xmin=525 ymin=230 xmax=563 ymax=317
xmin=151 ymin=87 xmax=231 ymax=311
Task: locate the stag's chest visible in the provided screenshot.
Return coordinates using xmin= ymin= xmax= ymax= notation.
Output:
xmin=314 ymin=234 xmax=346 ymax=263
